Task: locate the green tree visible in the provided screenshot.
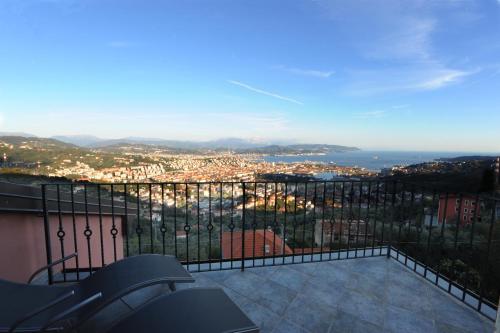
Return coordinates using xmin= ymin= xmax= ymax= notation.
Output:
xmin=479 ymin=168 xmax=495 ymax=193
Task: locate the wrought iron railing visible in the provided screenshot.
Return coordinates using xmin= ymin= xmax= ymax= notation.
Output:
xmin=39 ymin=180 xmax=500 ymax=319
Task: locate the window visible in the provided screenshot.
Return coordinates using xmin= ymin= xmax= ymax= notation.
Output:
xmin=456 ymin=199 xmax=460 ymax=204
xmin=265 ymin=244 xmax=270 ymax=254
xmin=464 ymin=216 xmax=467 ymax=221
xmin=465 ymin=200 xmax=469 ymax=205
xmin=464 ymin=208 xmax=468 ymax=213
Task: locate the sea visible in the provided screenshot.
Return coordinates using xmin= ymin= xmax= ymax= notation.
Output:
xmin=262 ymin=150 xmax=483 ymax=172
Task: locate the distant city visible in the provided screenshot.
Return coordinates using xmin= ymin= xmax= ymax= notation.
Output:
xmin=0 ymin=133 xmax=498 ymax=190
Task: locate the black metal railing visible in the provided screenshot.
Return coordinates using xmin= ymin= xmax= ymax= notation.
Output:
xmin=39 ymin=180 xmax=500 ymax=320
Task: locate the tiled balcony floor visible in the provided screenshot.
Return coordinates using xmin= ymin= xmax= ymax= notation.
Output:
xmin=81 ymin=256 xmax=495 ymax=333
xmin=177 ymin=257 xmax=494 ymax=333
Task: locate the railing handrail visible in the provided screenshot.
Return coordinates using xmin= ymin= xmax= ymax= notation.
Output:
xmin=39 ymin=179 xmax=500 ymax=196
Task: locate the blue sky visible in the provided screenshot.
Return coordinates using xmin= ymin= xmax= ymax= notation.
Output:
xmin=0 ymin=0 xmax=499 ymax=152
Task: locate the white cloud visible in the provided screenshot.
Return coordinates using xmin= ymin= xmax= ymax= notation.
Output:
xmin=363 ymin=18 xmax=435 ymax=61
xmin=314 ymin=1 xmax=437 ymax=61
xmin=276 ymin=66 xmax=335 ymax=78
xmin=345 ymin=66 xmax=479 ymax=96
xmin=414 ymin=69 xmax=474 ymax=90
xmin=36 ymin=108 xmax=292 ymax=141
xmin=354 ymin=110 xmax=387 ymax=119
xmin=392 ymin=104 xmax=410 ymax=109
xmin=207 ymin=112 xmax=289 ymax=132
xmin=314 ymin=0 xmax=481 ymax=95
xmin=227 ymin=80 xmax=303 ymax=105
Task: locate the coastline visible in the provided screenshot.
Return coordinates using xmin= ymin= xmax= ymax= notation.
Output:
xmin=261 ymin=150 xmax=480 ymax=172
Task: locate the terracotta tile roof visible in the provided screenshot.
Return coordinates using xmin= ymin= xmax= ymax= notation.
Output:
xmin=221 ymin=229 xmax=293 ymax=259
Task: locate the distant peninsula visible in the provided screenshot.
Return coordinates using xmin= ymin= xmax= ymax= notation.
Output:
xmin=236 ymin=144 xmax=360 ymax=155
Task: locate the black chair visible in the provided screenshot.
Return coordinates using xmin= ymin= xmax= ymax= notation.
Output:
xmin=1 ymin=254 xmax=194 ymax=332
xmin=105 ymin=288 xmax=259 ymax=333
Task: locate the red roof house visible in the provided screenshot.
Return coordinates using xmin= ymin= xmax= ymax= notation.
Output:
xmin=221 ymin=229 xmax=293 ymax=259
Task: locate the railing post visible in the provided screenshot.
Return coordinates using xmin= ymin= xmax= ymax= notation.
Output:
xmin=41 ymin=184 xmax=54 ymax=285
xmin=241 ymin=182 xmax=246 ymax=271
xmin=387 ymin=181 xmax=397 ymax=259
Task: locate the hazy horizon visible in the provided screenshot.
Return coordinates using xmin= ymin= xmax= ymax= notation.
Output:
xmin=1 ymin=1 xmax=499 ymax=152
xmin=1 ymin=131 xmax=499 ymax=155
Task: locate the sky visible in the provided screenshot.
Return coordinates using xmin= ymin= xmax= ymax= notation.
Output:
xmin=0 ymin=0 xmax=499 ymax=152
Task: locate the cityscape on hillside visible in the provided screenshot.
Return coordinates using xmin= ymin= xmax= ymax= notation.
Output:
xmin=1 ymin=133 xmax=499 ymax=194
xmin=0 ymin=134 xmax=368 ymax=182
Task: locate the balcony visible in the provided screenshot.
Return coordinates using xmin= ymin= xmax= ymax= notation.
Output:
xmin=180 ymin=257 xmax=494 ymax=333
xmin=0 ymin=180 xmax=499 ymax=332
xmin=74 ymin=254 xmax=495 ymax=333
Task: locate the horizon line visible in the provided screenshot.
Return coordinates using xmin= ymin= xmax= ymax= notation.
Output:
xmin=0 ymin=132 xmax=499 ymax=155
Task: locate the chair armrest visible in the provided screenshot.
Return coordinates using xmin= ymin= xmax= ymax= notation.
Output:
xmin=8 ymin=290 xmax=75 ymax=333
xmin=28 ymin=253 xmax=78 ymax=284
xmin=38 ymin=292 xmax=103 ymax=333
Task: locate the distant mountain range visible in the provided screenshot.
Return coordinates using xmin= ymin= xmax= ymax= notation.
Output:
xmin=0 ymin=132 xmax=37 ymax=138
xmin=0 ymin=132 xmax=359 ymax=153
xmin=51 ymin=135 xmax=295 ymax=150
xmin=14 ymin=133 xmax=358 ymax=154
xmin=51 ymin=135 xmax=104 ymax=147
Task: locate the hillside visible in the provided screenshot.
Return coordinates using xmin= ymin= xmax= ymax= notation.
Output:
xmin=0 ymin=136 xmax=155 ymax=171
xmin=0 ymin=136 xmax=82 ymax=165
xmin=385 ymin=157 xmax=498 ymax=194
